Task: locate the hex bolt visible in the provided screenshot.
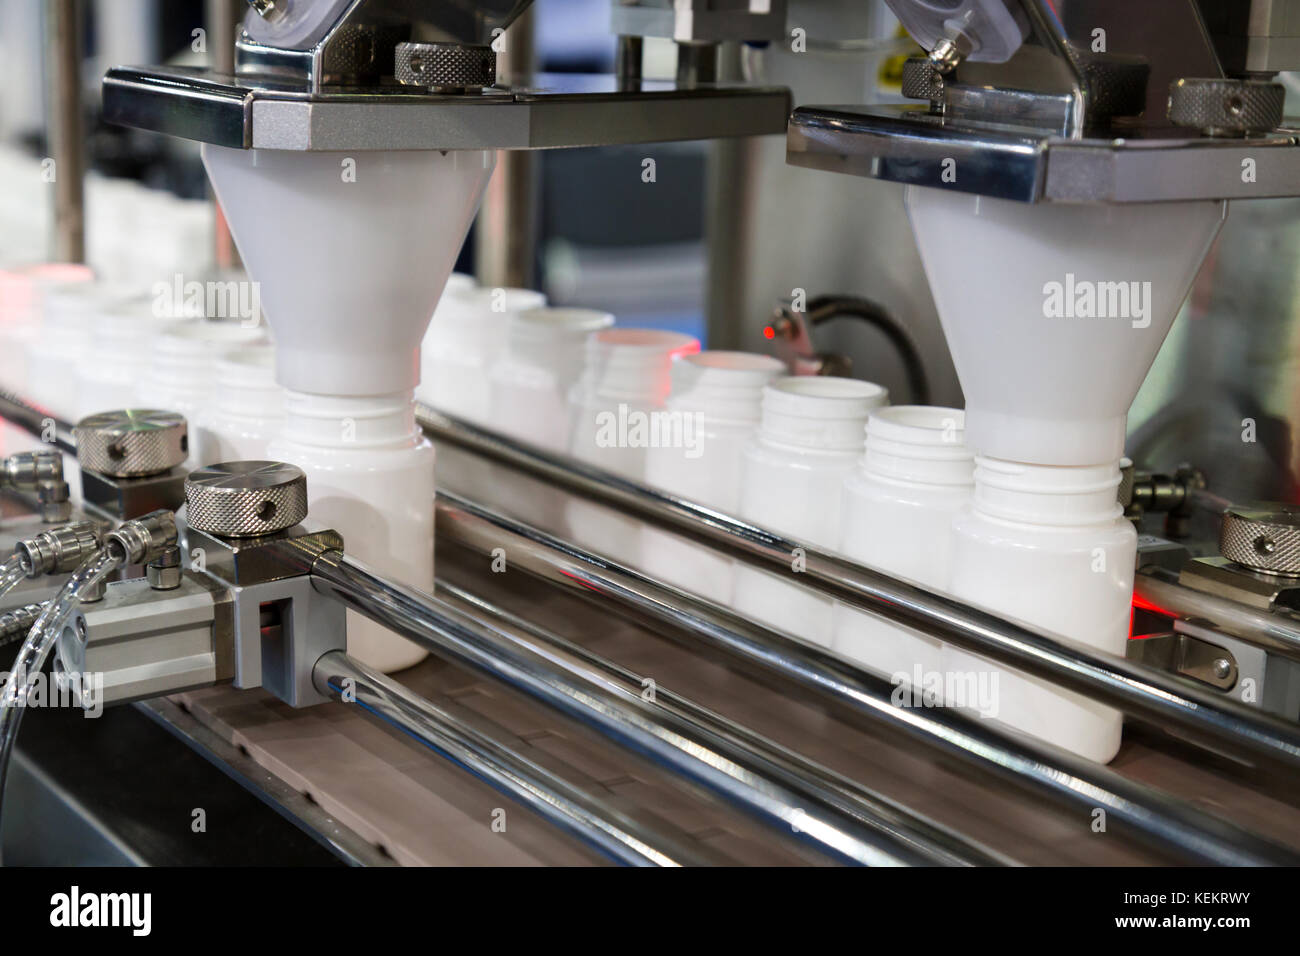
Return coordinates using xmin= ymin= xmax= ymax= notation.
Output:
xmin=146 ymin=546 xmax=183 ymax=591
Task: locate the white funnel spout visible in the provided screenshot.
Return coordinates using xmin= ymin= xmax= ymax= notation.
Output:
xmin=201 ymin=145 xmax=496 ymax=396
xmin=905 ymin=188 xmax=1226 ymax=465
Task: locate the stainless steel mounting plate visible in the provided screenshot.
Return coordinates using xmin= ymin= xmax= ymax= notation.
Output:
xmin=103 ymin=66 xmax=792 ymax=151
xmin=786 ymin=103 xmax=1300 ymax=203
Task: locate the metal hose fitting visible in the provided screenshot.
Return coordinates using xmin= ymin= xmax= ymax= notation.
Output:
xmin=1 ymin=450 xmax=62 ymax=492
xmin=15 ymin=521 xmax=103 ymax=578
xmin=36 ymin=480 xmax=72 ymax=523
xmin=105 ymin=509 xmax=179 ymax=565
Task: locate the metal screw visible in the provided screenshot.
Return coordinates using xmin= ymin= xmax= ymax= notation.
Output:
xmin=146 ymin=546 xmax=183 ymax=591
xmin=1212 ymin=658 xmax=1233 ymax=680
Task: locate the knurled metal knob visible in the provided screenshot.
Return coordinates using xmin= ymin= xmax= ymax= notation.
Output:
xmin=74 ymin=410 xmax=187 ymax=478
xmin=901 ymin=57 xmax=944 ymax=103
xmin=184 ymin=461 xmax=308 ymax=538
xmin=394 ymin=41 xmax=496 ymax=92
xmin=1168 ymin=77 xmax=1285 ymax=135
xmin=1220 ymin=504 xmax=1300 ymax=577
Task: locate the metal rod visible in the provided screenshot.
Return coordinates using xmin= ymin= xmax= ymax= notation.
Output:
xmin=418 ymin=406 xmax=1300 ymax=777
xmin=1136 ymin=566 xmax=1300 ymax=662
xmin=616 ymin=35 xmax=643 ymax=89
xmin=0 ymin=391 xmax=76 ymax=456
xmin=475 ymin=7 xmax=537 ymax=290
xmin=311 ymin=551 xmax=974 ymax=866
xmin=44 ymin=0 xmax=86 ymax=263
xmin=435 ymin=579 xmax=1007 ymax=867
xmin=432 ymin=491 xmax=1300 ymax=866
xmin=312 ymin=650 xmax=693 ymax=866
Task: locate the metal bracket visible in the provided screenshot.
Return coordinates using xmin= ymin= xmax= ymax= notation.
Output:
xmin=102 ymin=66 xmax=791 ymax=152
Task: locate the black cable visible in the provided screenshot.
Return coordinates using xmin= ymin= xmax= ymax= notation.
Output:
xmin=804 ymin=295 xmax=932 ymax=405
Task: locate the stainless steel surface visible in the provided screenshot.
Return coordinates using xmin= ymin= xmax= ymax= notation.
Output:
xmin=1178 ymin=556 xmax=1300 ymax=612
xmin=1220 ymin=504 xmax=1300 ymax=576
xmin=786 ymin=102 xmax=1300 ymax=203
xmin=1168 ymin=77 xmax=1287 ymax=134
xmin=233 ymin=0 xmax=530 ymax=86
xmin=184 ymin=461 xmax=309 ymax=538
xmin=1136 ymin=565 xmax=1300 ymax=661
xmin=433 ymin=490 xmax=1298 ymax=866
xmin=419 ymin=407 xmax=1300 ymax=777
xmin=310 ymin=550 xmax=981 ymax=866
xmin=101 ymin=66 xmax=792 ymax=151
xmin=74 ymin=410 xmax=188 ymax=478
xmin=182 ymin=522 xmax=344 ymax=707
xmin=394 ymin=42 xmax=497 ymax=92
xmin=44 ymin=0 xmax=85 ymax=263
xmin=311 ymin=650 xmax=697 ymax=867
xmin=435 ymin=579 xmax=1006 ymax=866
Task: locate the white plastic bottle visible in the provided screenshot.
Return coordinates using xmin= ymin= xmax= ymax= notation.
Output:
xmin=197 ymin=345 xmax=286 ymax=464
xmin=732 ymin=376 xmax=888 ymax=645
xmin=455 ymin=307 xmax=615 ymax=531
xmin=420 ymin=285 xmax=546 ymax=425
xmin=267 ymin=389 xmax=434 ymax=673
xmin=75 ymin=303 xmax=190 ymax=420
xmin=946 ymin=457 xmax=1135 ymax=763
xmin=565 ymin=328 xmax=700 ymax=561
xmin=488 ymin=306 xmax=615 ymax=451
xmin=831 ymin=406 xmax=973 ymax=682
xmin=641 ymin=351 xmax=785 ymax=602
xmin=137 ymin=319 xmax=267 ymax=464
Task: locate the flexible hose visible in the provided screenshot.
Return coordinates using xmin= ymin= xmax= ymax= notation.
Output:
xmin=0 ymin=545 xmax=124 ymax=860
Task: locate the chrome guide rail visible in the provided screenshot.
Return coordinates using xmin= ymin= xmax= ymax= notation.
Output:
xmin=432 ymin=492 xmax=1300 ymax=866
xmin=434 ymin=579 xmax=1007 ymax=867
xmin=418 ymin=406 xmax=1300 ymax=777
xmin=312 ymin=650 xmax=693 ymax=867
xmin=310 ymin=550 xmax=976 ymax=866
xmin=1135 ymin=567 xmax=1300 ymax=662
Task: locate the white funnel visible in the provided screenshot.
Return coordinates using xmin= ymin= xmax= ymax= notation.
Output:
xmin=201 ymin=145 xmax=496 ymax=396
xmin=905 ymin=187 xmax=1225 ymax=465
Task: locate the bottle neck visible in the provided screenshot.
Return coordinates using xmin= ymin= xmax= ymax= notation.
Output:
xmin=861 ymin=406 xmax=973 ymax=487
xmin=971 ymin=456 xmax=1122 ymax=526
xmin=282 ymin=389 xmax=417 ymax=449
xmin=758 ymin=377 xmax=885 ymax=452
xmin=669 ymin=352 xmax=783 ymax=424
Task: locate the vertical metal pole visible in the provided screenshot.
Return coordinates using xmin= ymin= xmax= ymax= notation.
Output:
xmin=474 ymin=7 xmax=538 ymax=290
xmin=206 ymin=0 xmax=242 ymax=271
xmin=616 ymin=35 xmax=643 ymax=89
xmin=44 ymin=0 xmax=86 ymax=264
xmin=705 ymin=41 xmax=759 ymax=348
xmin=675 ymin=41 xmax=719 ymax=86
